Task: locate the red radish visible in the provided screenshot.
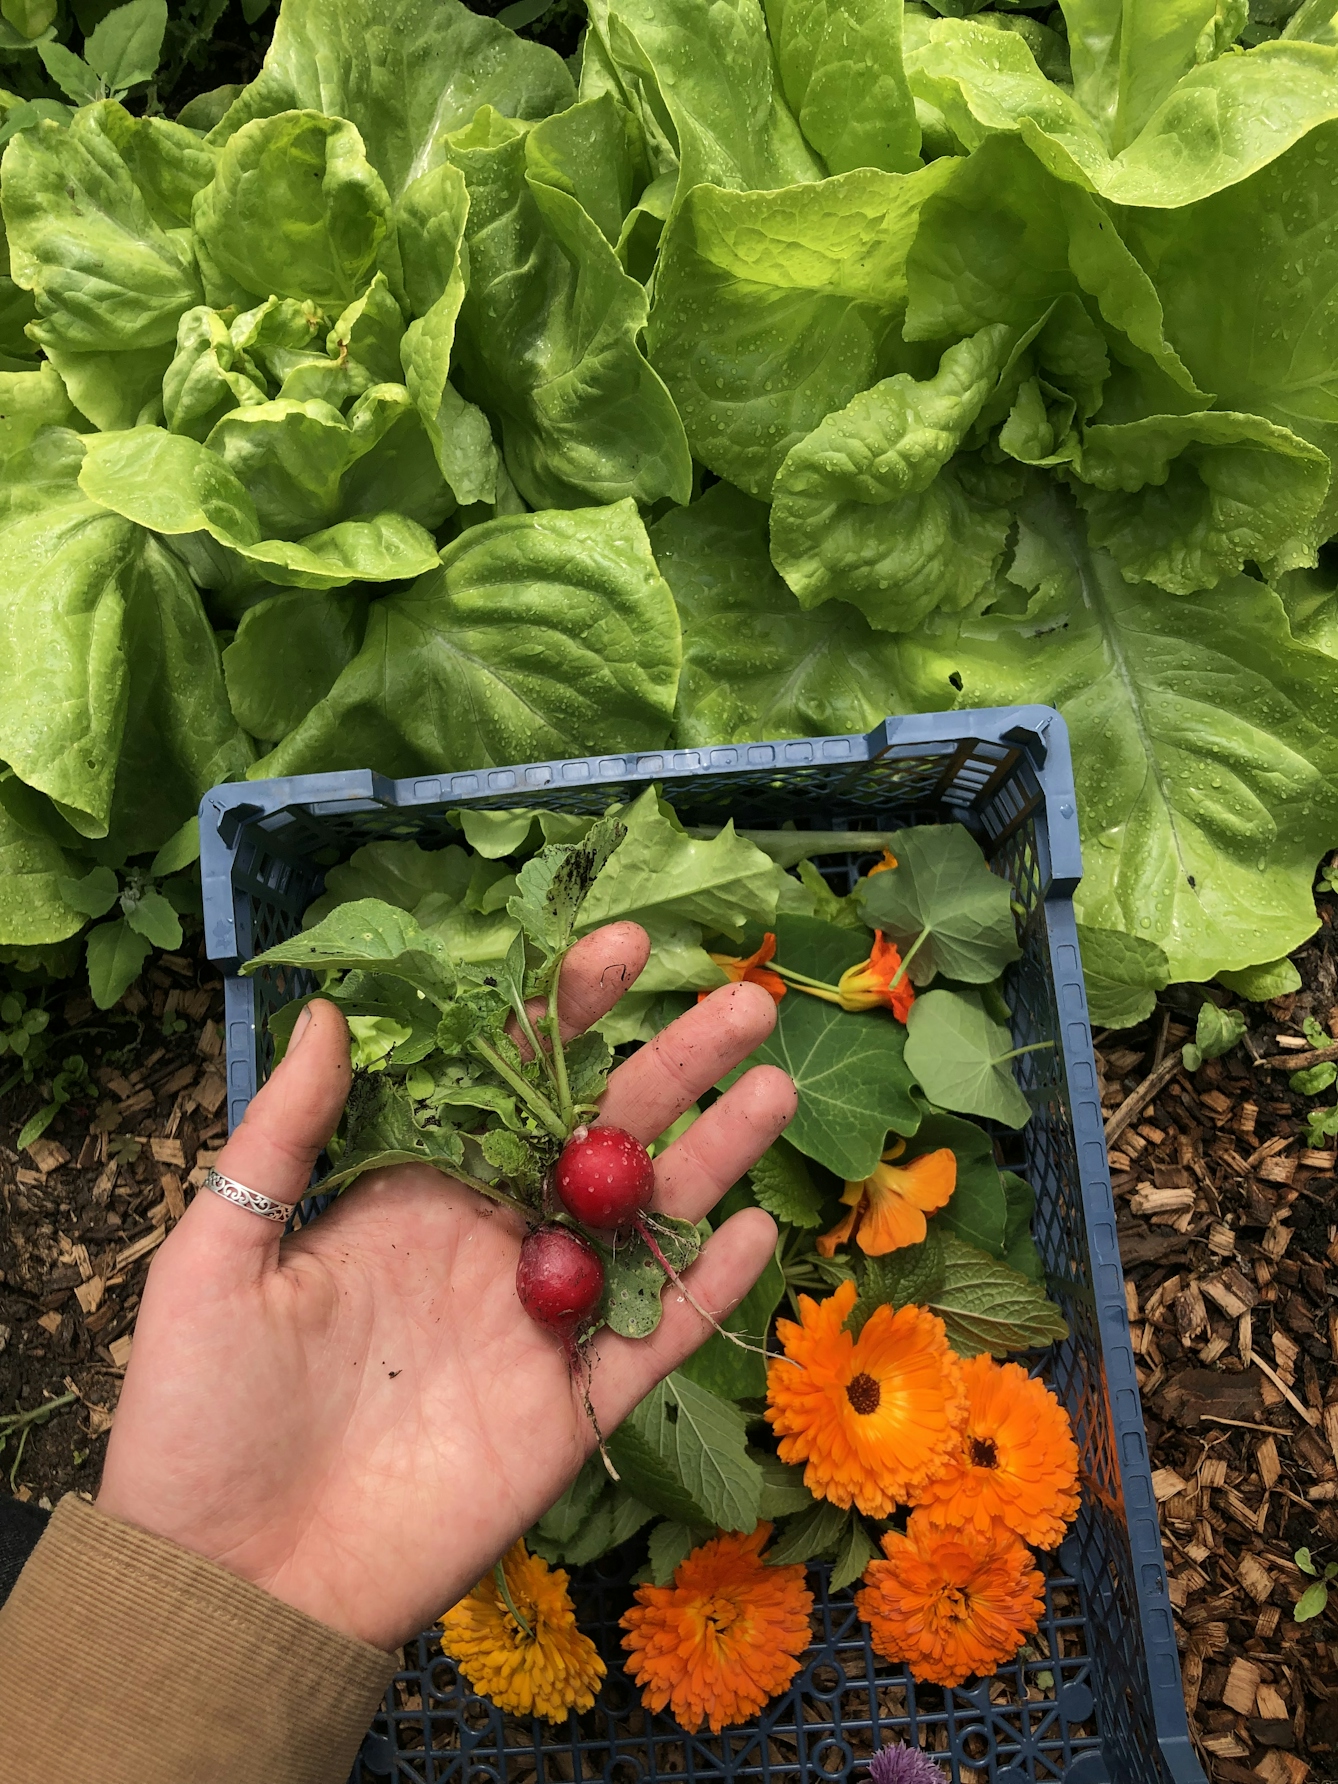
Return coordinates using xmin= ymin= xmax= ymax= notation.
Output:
xmin=516 ymin=1224 xmax=604 ymax=1347
xmin=554 ymin=1125 xmax=655 ymax=1231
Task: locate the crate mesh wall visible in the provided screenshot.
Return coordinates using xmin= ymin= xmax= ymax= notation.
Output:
xmin=199 ymin=714 xmax=1199 ymax=1784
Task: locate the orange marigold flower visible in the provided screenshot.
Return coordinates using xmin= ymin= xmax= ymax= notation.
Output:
xmin=837 ymin=932 xmax=915 ymax=1021
xmin=439 ymin=1540 xmax=605 ymax=1723
xmin=856 ymin=1512 xmax=1046 ymax=1687
xmin=697 ymin=931 xmax=786 ymax=1005
xmin=817 ymin=1145 xmax=956 ymax=1259
xmin=765 ymin=1280 xmax=966 ymax=1517
xmin=620 ymin=1524 xmax=813 ymax=1732
xmin=909 ymin=1355 xmax=1081 ymax=1548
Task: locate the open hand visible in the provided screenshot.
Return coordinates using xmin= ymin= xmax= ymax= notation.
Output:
xmin=96 ymin=923 xmax=795 ymax=1651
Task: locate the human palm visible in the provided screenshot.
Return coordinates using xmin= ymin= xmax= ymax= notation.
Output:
xmin=97 ymin=923 xmax=793 ymax=1651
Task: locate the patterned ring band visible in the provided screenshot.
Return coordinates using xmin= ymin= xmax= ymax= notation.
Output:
xmin=202 ymin=1167 xmax=296 ymax=1225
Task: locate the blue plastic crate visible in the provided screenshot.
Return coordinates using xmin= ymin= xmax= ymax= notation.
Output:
xmin=199 ymin=708 xmax=1203 ymax=1784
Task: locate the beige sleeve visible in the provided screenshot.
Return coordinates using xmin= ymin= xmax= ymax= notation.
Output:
xmin=0 ymin=1493 xmax=398 ymax=1784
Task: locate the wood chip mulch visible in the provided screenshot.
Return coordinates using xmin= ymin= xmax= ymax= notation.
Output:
xmin=3 ymin=914 xmax=1338 ymax=1782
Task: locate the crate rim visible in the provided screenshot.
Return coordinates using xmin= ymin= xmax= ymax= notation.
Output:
xmin=198 ymin=707 xmax=1203 ymax=1784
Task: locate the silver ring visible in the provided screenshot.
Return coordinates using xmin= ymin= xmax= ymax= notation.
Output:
xmin=203 ymin=1168 xmax=295 ymax=1225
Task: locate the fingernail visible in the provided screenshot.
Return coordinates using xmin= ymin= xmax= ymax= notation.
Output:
xmin=288 ymin=1006 xmax=314 ymax=1053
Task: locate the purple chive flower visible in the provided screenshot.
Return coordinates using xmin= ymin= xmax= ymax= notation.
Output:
xmin=868 ymin=1743 xmax=951 ymax=1784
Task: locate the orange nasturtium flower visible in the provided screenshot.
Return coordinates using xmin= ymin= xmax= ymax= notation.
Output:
xmin=765 ymin=1280 xmax=966 ymax=1518
xmin=909 ymin=1355 xmax=1081 ymax=1549
xmin=620 ymin=1524 xmax=813 ymax=1732
xmin=855 ymin=1512 xmax=1046 ymax=1688
xmin=697 ymin=930 xmax=786 ymax=1004
xmin=438 ymin=1540 xmax=605 ymax=1723
xmin=773 ymin=932 xmax=915 ymax=1022
xmin=817 ymin=1142 xmax=957 ymax=1259
xmin=867 ymin=849 xmax=899 ymax=875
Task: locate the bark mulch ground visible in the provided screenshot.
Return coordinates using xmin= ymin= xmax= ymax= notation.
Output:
xmin=2 ymin=919 xmax=1336 ymax=1781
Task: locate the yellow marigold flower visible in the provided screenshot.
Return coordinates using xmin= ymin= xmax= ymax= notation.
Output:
xmin=909 ymin=1355 xmax=1081 ymax=1548
xmin=765 ymin=1280 xmax=967 ymax=1518
xmin=621 ymin=1524 xmax=813 ymax=1733
xmin=817 ymin=1145 xmax=956 ymax=1258
xmin=856 ymin=1512 xmax=1045 ymax=1688
xmin=438 ymin=1540 xmax=605 ymax=1724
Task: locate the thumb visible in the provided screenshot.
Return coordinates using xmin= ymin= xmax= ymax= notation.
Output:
xmin=180 ymin=999 xmax=351 ymax=1269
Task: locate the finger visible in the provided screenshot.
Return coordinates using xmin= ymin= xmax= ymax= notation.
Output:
xmin=596 ymin=981 xmax=779 ymax=1141
xmin=508 ymin=921 xmax=649 ymax=1060
xmin=589 ymin=1208 xmax=779 ymax=1424
xmin=177 ymin=999 xmax=351 ymax=1270
xmin=652 ymin=1065 xmax=796 ymax=1222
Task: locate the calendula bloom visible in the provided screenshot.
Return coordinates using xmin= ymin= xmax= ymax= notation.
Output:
xmin=439 ymin=1540 xmax=605 ymax=1723
xmin=765 ymin=1280 xmax=966 ymax=1517
xmin=816 ymin=1144 xmax=956 ymax=1259
xmin=620 ymin=1524 xmax=813 ymax=1732
xmin=697 ymin=930 xmax=786 ymax=1004
xmin=909 ymin=1356 xmax=1081 ymax=1548
xmin=856 ymin=1513 xmax=1045 ymax=1687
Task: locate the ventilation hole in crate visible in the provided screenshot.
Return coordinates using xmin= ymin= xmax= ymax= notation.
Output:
xmin=461 ymin=1698 xmax=495 ymax=1733
xmin=808 ymin=1664 xmax=842 ymax=1698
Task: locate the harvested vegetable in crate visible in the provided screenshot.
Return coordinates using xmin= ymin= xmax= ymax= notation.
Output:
xmin=246 ymin=795 xmax=1076 ymax=1713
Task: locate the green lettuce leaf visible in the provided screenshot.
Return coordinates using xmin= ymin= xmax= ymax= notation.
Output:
xmin=221 ymin=587 xmax=369 ymax=743
xmin=443 ymin=102 xmax=690 ymax=511
xmin=769 ymin=326 xmax=1015 ymax=631
xmin=192 ymin=111 xmax=400 ymax=313
xmin=0 ymin=359 xmax=75 ymax=459
xmin=652 ymin=480 xmax=920 ymax=745
xmin=253 ymin=499 xmax=680 ymax=778
xmin=897 ymin=486 xmax=1338 ymax=981
xmin=0 ymin=795 xmax=83 ymax=947
xmin=647 ymin=161 xmax=958 ymax=497
xmin=210 ymin=0 xmax=574 ymax=202
xmin=162 ymin=305 xmax=269 ymax=441
xmin=1061 ymin=0 xmax=1245 ymax=153
xmin=1076 ymin=924 xmax=1170 ymax=1028
xmin=906 ymin=15 xmax=1338 ymax=208
xmin=765 ymin=0 xmax=921 ymax=175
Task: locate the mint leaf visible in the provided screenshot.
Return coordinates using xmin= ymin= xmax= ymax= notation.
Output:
xmin=608 ymin=1373 xmax=763 ymax=1531
xmin=646 ymin=1518 xmax=708 ymax=1585
xmin=927 ymin=1235 xmax=1069 ymax=1357
xmin=748 ymin=1136 xmax=824 ymax=1229
xmin=830 ymin=1512 xmax=879 ymax=1592
xmin=766 ymin=1498 xmax=850 ymax=1565
xmin=678 ymin=1252 xmax=784 ymax=1400
xmin=853 ymin=1227 xmax=946 ymax=1333
xmin=754 ymin=1452 xmax=814 ymax=1519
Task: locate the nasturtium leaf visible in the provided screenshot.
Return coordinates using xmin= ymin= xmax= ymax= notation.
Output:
xmin=646 ymin=162 xmax=958 ymax=497
xmin=1216 ymin=956 xmax=1302 ymax=1001
xmin=608 ymin=1372 xmax=762 ymax=1532
xmin=652 ymin=482 xmax=921 ymax=746
xmin=748 ymin=1136 xmax=825 ymax=1229
xmin=902 ymin=1111 xmax=1007 ymax=1257
xmin=904 ymin=988 xmax=1035 ymax=1128
xmin=254 ymin=500 xmax=680 ymax=779
xmin=771 ymin=913 xmax=870 ymax=986
xmin=1001 ymin=1171 xmax=1044 ymax=1282
xmin=900 ymin=485 xmax=1338 ymax=983
xmin=2 ymin=102 xmax=201 ymax=357
xmin=210 ymin=0 xmax=574 ymax=203
xmin=855 ymin=824 xmax=1020 ymax=986
xmin=926 ymin=1235 xmax=1068 ymax=1357
xmin=770 ymin=328 xmax=1015 ymax=632
xmin=1076 ymin=925 xmax=1169 ymax=1029
xmin=193 ymin=112 xmax=399 ymax=314
xmin=0 ymin=799 xmax=83 ymax=948
xmin=86 ymin=915 xmax=152 ymax=1009
xmin=739 ymin=995 xmax=921 ymax=1179
xmin=581 ymin=789 xmax=778 ymax=943
xmin=765 ymin=0 xmax=921 ymax=175
xmin=442 ymin=102 xmax=691 ymax=513
xmin=678 ymin=1253 xmax=784 ymax=1400
xmin=1074 ymin=411 xmax=1331 ymax=593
